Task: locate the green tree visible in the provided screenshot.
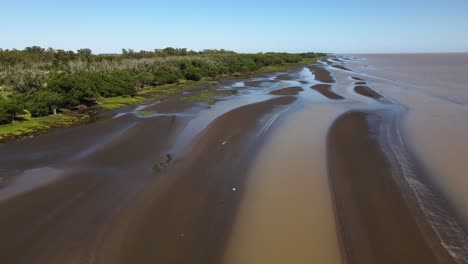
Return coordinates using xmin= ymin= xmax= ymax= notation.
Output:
xmin=77 ymin=48 xmax=92 ymax=57
xmin=24 ymin=46 xmax=45 ymax=54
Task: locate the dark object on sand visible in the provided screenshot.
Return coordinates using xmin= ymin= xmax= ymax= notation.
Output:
xmin=153 ymin=154 xmax=173 ymax=171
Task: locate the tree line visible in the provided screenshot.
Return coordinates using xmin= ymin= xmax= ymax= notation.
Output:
xmin=0 ymin=46 xmax=325 ymax=124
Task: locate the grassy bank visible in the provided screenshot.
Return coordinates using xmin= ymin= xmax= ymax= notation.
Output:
xmin=97 ymin=96 xmax=146 ymax=110
xmin=0 ymin=113 xmax=89 ymax=142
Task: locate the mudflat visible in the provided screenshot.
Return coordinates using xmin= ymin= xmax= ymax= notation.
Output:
xmin=88 ymin=96 xmax=298 ymax=264
xmin=0 ymin=94 xmax=297 ymax=264
xmin=0 ymin=115 xmax=183 ymax=264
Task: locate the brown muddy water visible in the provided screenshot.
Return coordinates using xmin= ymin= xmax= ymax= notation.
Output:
xmin=223 ymin=104 xmax=344 ymax=264
xmin=225 ymin=54 xmax=468 ymax=264
xmin=344 ymin=54 xmax=468 ymax=262
xmin=347 ymin=54 xmax=468 ymax=225
xmin=1 ymin=54 xmax=468 ymax=264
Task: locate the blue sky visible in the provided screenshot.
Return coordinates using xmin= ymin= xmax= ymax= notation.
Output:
xmin=2 ymin=0 xmax=468 ymax=53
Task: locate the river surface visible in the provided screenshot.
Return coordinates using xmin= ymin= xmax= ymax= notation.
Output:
xmin=224 ymin=53 xmax=468 ymax=264
xmin=347 ymin=53 xmax=468 ymax=225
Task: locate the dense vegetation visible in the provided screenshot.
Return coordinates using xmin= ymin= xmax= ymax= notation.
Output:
xmin=0 ymin=46 xmax=325 ymax=124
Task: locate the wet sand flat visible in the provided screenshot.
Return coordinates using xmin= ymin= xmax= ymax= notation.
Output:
xmin=92 ymin=96 xmax=297 ymax=264
xmin=327 ymin=111 xmax=450 ymax=264
xmin=0 ymin=115 xmax=183 ymax=264
xmin=0 ymin=96 xmax=297 ymax=264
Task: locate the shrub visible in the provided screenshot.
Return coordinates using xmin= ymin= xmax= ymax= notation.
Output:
xmin=184 ymin=67 xmax=203 ymax=81
xmin=47 ymin=72 xmax=98 ymax=106
xmin=152 ymin=66 xmax=182 ymax=85
xmin=136 ymin=71 xmax=155 ymax=87
xmin=0 ymin=97 xmax=23 ymax=124
xmin=26 ymin=90 xmax=64 ymax=117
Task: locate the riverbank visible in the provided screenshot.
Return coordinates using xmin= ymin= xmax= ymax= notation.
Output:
xmin=0 ymin=57 xmax=321 ymax=143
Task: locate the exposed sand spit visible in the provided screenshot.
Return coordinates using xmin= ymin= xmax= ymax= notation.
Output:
xmin=354 ymin=85 xmax=384 ymax=99
xmin=307 ymin=65 xmax=335 ymax=83
xmin=269 ymin=86 xmax=304 ymax=95
xmin=311 ymin=84 xmax=344 ymax=100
